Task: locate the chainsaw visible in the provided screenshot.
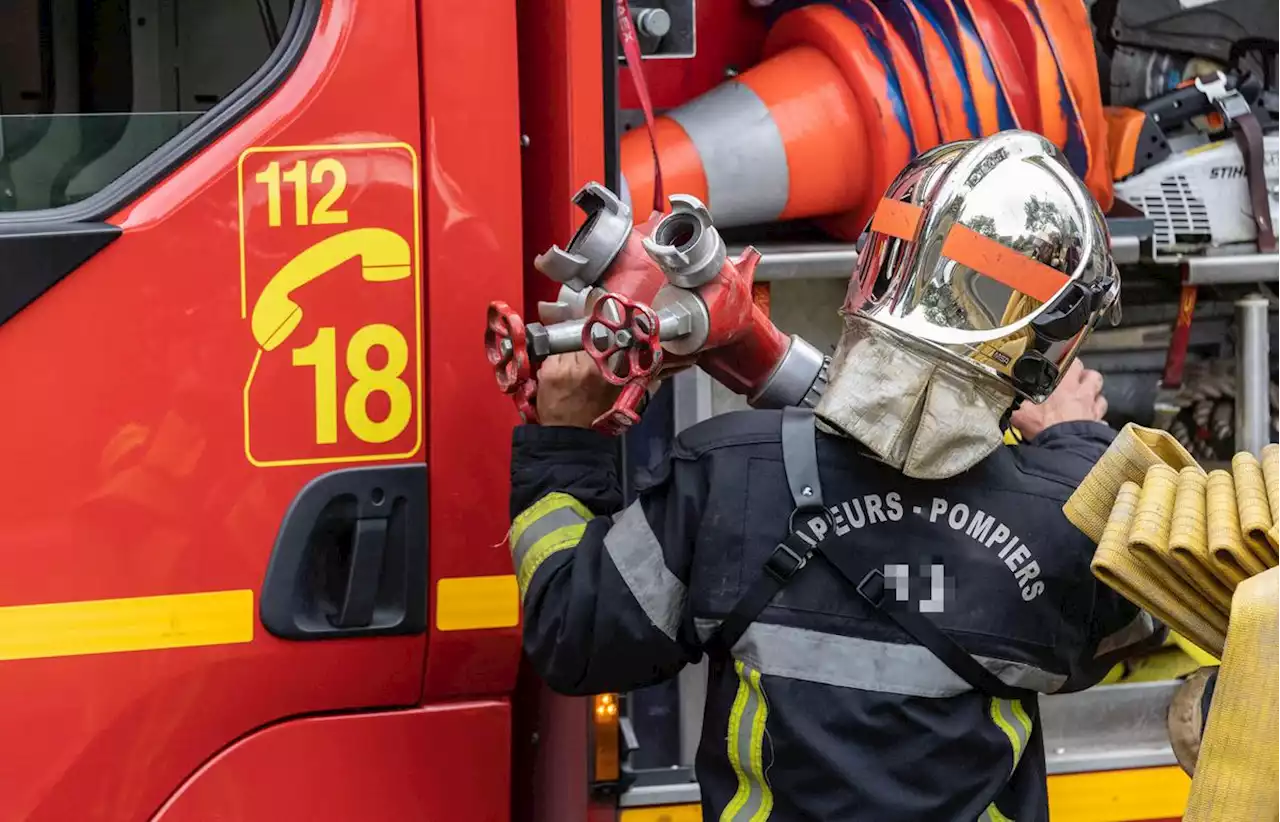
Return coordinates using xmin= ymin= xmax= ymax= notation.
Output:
xmin=483 ymin=183 xmax=830 ymax=435
xmin=1103 ymin=70 xmax=1279 ymax=434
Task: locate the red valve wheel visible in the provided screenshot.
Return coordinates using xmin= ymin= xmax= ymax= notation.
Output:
xmin=581 ymin=292 xmax=663 ymax=387
xmin=513 ymin=379 xmax=539 ymax=424
xmin=591 ymin=382 xmax=648 ymax=435
xmin=485 ymin=301 xmax=532 ymax=393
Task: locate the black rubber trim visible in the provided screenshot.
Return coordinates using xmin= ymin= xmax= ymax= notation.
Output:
xmin=1129 ymin=114 xmax=1172 ymax=177
xmin=603 ymin=0 xmax=621 ymax=196
xmin=0 ymin=222 xmax=120 ymax=325
xmin=0 ymin=0 xmax=321 ymax=226
xmin=261 ymin=464 xmax=428 ymax=641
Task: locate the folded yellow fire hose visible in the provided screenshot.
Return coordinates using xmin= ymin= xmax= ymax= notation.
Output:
xmin=1064 ymin=426 xmax=1278 ymax=821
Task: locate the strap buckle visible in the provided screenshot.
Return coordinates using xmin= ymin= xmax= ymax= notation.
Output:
xmin=765 ymin=542 xmax=808 ymax=582
xmin=787 ymin=505 xmax=833 ymax=535
xmin=1195 ymin=72 xmax=1252 ymax=121
xmin=856 ymin=568 xmax=886 ymax=606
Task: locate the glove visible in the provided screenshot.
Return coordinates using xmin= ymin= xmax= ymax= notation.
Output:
xmin=1167 ymin=666 xmax=1218 ymax=776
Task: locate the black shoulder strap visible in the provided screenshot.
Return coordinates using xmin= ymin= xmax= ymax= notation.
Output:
xmin=705 ymin=409 xmax=1033 ymax=699
xmin=782 ymin=406 xmax=822 ymax=511
xmin=706 ymin=408 xmax=828 ymax=655
xmin=834 ymin=564 xmax=1032 ymax=700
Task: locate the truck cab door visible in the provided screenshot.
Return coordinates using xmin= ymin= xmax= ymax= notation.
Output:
xmin=0 ymin=1 xmax=520 ymax=819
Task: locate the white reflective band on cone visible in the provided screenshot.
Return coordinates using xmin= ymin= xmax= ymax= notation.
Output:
xmin=668 ymin=82 xmax=791 ymax=226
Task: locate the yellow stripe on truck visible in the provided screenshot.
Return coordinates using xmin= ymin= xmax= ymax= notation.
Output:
xmin=620 ymin=767 xmax=1190 ymax=822
xmin=620 ymin=806 xmax=703 ymax=822
xmin=1048 ymin=766 xmax=1190 ymax=820
xmin=436 ymin=575 xmax=519 ymax=631
xmin=0 ymin=590 xmax=254 ymax=662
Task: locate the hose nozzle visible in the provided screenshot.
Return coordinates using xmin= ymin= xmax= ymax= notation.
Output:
xmin=534 ymin=182 xmax=633 ymax=291
xmin=642 ymin=195 xmax=727 ymax=289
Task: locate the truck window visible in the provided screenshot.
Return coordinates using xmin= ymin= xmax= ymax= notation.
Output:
xmin=0 ymin=0 xmax=294 ymax=212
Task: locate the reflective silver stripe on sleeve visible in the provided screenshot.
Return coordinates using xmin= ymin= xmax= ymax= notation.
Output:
xmin=508 ymin=492 xmax=594 ymax=599
xmin=697 ymin=620 xmax=1067 ymax=697
xmin=604 ymin=500 xmax=687 ymax=641
xmin=668 ymin=81 xmax=790 ymax=226
xmin=1094 ymin=611 xmax=1157 ymax=658
xmin=512 ymin=504 xmax=589 ymax=569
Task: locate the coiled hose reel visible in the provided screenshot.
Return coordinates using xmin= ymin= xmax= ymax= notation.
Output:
xmin=1161 ymin=360 xmax=1278 ymax=462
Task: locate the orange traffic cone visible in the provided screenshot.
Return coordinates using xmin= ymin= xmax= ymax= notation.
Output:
xmin=620 ymin=4 xmax=918 ymax=240
xmin=619 ymin=0 xmax=1115 ymax=239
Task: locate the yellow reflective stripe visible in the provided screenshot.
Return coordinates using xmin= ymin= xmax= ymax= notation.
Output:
xmin=981 ymin=698 xmax=1032 ymax=822
xmin=990 ymin=698 xmax=1021 ymax=757
xmin=0 ymin=590 xmax=253 ymax=661
xmin=722 ymin=662 xmax=754 ymax=821
xmin=509 ymin=492 xmax=593 ymax=555
xmin=747 ymin=667 xmax=773 ymax=822
xmin=509 ymin=492 xmax=594 ymax=599
xmin=720 ymin=660 xmax=772 ymax=821
xmin=436 ymin=575 xmax=519 ymax=630
xmin=1010 ymin=700 xmax=1032 ymax=743
xmin=989 ymin=698 xmax=1031 ymax=771
xmin=517 ymin=522 xmax=586 ymax=598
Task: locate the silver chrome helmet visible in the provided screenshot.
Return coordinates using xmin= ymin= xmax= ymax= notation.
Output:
xmin=844 ymin=130 xmax=1120 ymax=403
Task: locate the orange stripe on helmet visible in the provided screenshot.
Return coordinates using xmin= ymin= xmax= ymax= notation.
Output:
xmin=872 ymin=198 xmax=1069 ymax=303
xmin=941 ymin=225 xmax=1069 ymax=303
xmin=871 ymin=198 xmax=924 ymax=240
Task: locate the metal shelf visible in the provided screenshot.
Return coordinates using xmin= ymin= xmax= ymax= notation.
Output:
xmin=1183 ymin=253 xmax=1280 ymax=285
xmin=732 ymin=242 xmax=858 ymax=282
xmin=735 ymin=215 xmax=1153 ymax=282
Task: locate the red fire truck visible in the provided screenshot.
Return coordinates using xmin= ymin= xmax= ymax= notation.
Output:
xmin=1 ymin=0 xmax=1272 ymax=819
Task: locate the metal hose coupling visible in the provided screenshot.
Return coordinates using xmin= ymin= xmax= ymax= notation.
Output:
xmin=641 ymin=195 xmax=727 ymax=288
xmin=751 ymin=335 xmax=830 ymax=409
xmin=534 ymin=182 xmax=633 ymax=292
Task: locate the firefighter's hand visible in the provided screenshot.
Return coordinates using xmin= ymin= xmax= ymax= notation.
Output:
xmin=1010 ymin=359 xmax=1108 ymax=439
xmin=535 ymin=351 xmax=623 ymax=428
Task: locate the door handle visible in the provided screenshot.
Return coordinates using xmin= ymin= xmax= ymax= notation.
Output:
xmin=331 ymin=517 xmax=388 ymax=628
xmin=260 ymin=464 xmax=427 ymax=641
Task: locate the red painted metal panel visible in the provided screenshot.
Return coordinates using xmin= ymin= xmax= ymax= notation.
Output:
xmin=0 ymin=1 xmax=446 ymax=818
xmin=511 ymin=0 xmax=607 ymax=820
xmin=153 ymin=702 xmax=510 ymax=821
xmin=516 ymin=0 xmax=608 ymax=314
xmin=417 ymin=0 xmax=525 ymax=701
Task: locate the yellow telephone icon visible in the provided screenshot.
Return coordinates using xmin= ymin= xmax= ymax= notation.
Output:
xmin=251 ymin=227 xmax=412 ymax=351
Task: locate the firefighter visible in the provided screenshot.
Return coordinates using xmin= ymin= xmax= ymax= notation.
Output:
xmin=506 ymin=131 xmax=1163 ymax=821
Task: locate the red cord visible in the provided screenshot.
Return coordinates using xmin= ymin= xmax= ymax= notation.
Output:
xmin=615 ymin=0 xmax=665 ymax=215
